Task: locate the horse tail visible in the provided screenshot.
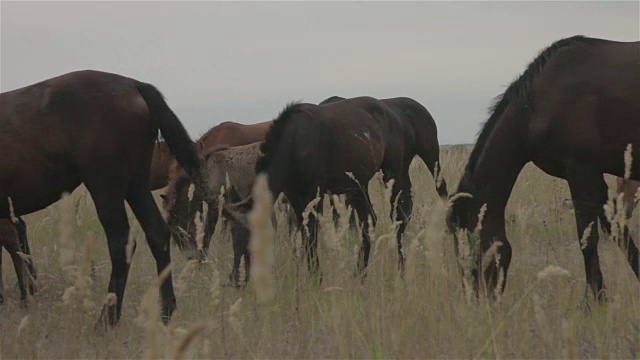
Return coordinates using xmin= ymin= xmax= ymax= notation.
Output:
xmin=135 ymin=82 xmax=202 ymax=181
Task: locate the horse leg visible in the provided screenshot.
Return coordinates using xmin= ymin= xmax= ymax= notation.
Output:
xmin=8 ymin=246 xmax=30 ymax=305
xmin=292 ymin=195 xmax=322 ymax=282
xmin=88 ymin=185 xmax=131 ymax=328
xmin=126 ymin=183 xmax=177 ymax=324
xmin=619 ymin=183 xmax=639 ymax=279
xmin=229 ymin=220 xmax=250 ymax=287
xmin=352 ymin=189 xmax=376 ymax=276
xmin=15 ymin=217 xmax=36 ymax=293
xmin=392 ymin=175 xmax=413 ymax=278
xmin=202 ymin=201 xmax=219 ymax=258
xmin=566 ymin=163 xmax=608 ymax=301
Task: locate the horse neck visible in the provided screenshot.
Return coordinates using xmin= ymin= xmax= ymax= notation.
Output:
xmin=460 ymin=105 xmax=529 ymax=227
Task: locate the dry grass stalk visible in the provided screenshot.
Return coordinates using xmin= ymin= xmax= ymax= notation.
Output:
xmin=126 ymin=232 xmax=137 ymax=265
xmin=301 ymin=196 xmax=321 ymax=237
xmin=138 ymin=263 xmax=173 ymax=359
xmin=536 ymin=265 xmax=571 ymax=281
xmin=579 ymin=221 xmax=594 ymax=250
xmin=228 ymin=297 xmax=243 ymax=336
xmin=248 ymin=174 xmax=275 ymax=303
xmin=173 ymin=322 xmax=208 ymax=360
xmin=623 ymin=143 xmax=632 ymax=180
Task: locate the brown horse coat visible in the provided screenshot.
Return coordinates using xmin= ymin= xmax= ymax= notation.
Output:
xmin=256 ymin=96 xmax=447 ymax=279
xmin=447 ymin=36 xmax=639 ymax=300
xmin=0 ymin=70 xmax=203 ymax=326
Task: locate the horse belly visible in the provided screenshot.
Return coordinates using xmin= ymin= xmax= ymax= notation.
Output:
xmin=0 ymin=162 xmax=81 ymax=216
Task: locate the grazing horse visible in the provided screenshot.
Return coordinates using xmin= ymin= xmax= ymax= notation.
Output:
xmin=149 ymin=121 xmax=273 ymax=191
xmin=164 ymin=143 xmax=264 ymax=285
xmin=446 ymin=36 xmax=639 ymax=301
xmin=0 ymin=218 xmax=36 ymax=305
xmin=0 ymin=70 xmax=204 ymax=327
xmin=256 ymin=96 xmax=447 ymax=280
xmin=319 ymin=96 xmax=448 ymax=199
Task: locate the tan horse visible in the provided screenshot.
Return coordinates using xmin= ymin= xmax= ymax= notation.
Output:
xmin=149 ymin=121 xmax=273 ymax=191
xmin=163 ymin=142 xmax=295 ymax=286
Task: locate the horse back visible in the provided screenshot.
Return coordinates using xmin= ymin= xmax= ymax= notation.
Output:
xmin=529 ymin=39 xmax=640 ymax=179
xmin=0 ymin=70 xmax=153 ymax=215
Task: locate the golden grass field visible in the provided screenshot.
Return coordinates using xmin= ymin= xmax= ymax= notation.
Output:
xmin=1 ymin=146 xmax=638 ymax=359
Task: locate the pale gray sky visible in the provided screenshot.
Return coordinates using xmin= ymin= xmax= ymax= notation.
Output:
xmin=1 ymin=1 xmax=638 ymax=144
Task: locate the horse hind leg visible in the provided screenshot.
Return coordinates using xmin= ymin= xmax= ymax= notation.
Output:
xmin=350 ymin=189 xmax=376 ymax=278
xmin=125 ymin=182 xmax=176 ymax=324
xmin=566 ymin=162 xmax=609 ymax=301
xmin=619 ymin=182 xmax=639 ymax=279
xmin=84 ymin=177 xmax=132 ymax=328
xmin=15 ymin=217 xmax=37 ymax=293
xmin=9 ymin=248 xmax=31 ymax=305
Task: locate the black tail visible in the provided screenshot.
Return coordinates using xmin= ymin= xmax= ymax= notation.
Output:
xmin=135 ymin=82 xmax=202 ymax=181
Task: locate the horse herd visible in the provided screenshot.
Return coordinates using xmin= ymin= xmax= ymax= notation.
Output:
xmin=0 ymin=35 xmax=638 ymax=328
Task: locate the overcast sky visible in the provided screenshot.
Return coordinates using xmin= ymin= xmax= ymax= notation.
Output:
xmin=1 ymin=1 xmax=638 ymax=144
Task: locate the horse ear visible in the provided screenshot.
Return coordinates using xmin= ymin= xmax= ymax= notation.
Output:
xmin=160 ymin=194 xmax=167 ymax=200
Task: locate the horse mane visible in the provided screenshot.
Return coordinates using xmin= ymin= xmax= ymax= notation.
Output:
xmin=463 ymin=35 xmax=591 ymax=180
xmin=256 ymin=101 xmax=304 ymax=174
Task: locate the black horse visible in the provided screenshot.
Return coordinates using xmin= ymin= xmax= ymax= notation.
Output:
xmin=447 ymin=35 xmax=639 ymax=300
xmin=256 ymin=96 xmax=447 ymax=280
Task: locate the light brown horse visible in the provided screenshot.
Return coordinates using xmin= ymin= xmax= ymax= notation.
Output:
xmin=0 ymin=70 xmax=204 ymax=327
xmin=149 ymin=121 xmax=273 ymax=191
xmin=447 ymin=36 xmax=639 ymax=301
xmin=164 ymin=142 xmax=264 ymax=285
xmin=0 ymin=218 xmax=35 ymax=305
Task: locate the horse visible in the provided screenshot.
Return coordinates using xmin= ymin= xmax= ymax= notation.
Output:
xmin=163 ymin=143 xmax=263 ymax=284
xmin=319 ymin=96 xmax=448 ymax=199
xmin=446 ymin=35 xmax=639 ymax=301
xmin=255 ymin=96 xmax=447 ymax=280
xmin=163 ymin=142 xmax=299 ymax=286
xmin=0 ymin=217 xmax=36 ymax=305
xmin=149 ymin=120 xmax=273 ymax=191
xmin=0 ymin=70 xmax=204 ymax=327
xmin=616 ymin=177 xmax=639 ymax=219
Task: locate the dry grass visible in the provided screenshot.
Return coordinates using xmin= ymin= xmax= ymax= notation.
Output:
xmin=1 ymin=146 xmax=639 ymax=359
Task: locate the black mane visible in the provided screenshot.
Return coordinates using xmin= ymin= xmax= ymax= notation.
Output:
xmin=256 ymin=101 xmax=304 ymax=174
xmin=462 ymin=35 xmax=591 ymax=184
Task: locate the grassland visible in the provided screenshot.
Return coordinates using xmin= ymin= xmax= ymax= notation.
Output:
xmin=1 ymin=146 xmax=638 ymax=359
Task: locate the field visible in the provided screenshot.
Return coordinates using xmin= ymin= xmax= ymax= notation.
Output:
xmin=1 ymin=146 xmax=638 ymax=359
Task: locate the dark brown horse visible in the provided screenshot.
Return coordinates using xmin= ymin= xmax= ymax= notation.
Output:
xmin=0 ymin=217 xmax=35 ymax=305
xmin=447 ymin=36 xmax=639 ymax=301
xmin=0 ymin=70 xmax=204 ymax=327
xmin=256 ymin=96 xmax=447 ymax=280
xmin=319 ymin=96 xmax=448 ymax=199
xmin=149 ymin=120 xmax=273 ymax=191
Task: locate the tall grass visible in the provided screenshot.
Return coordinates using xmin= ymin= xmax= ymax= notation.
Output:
xmin=0 ymin=146 xmax=638 ymax=359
